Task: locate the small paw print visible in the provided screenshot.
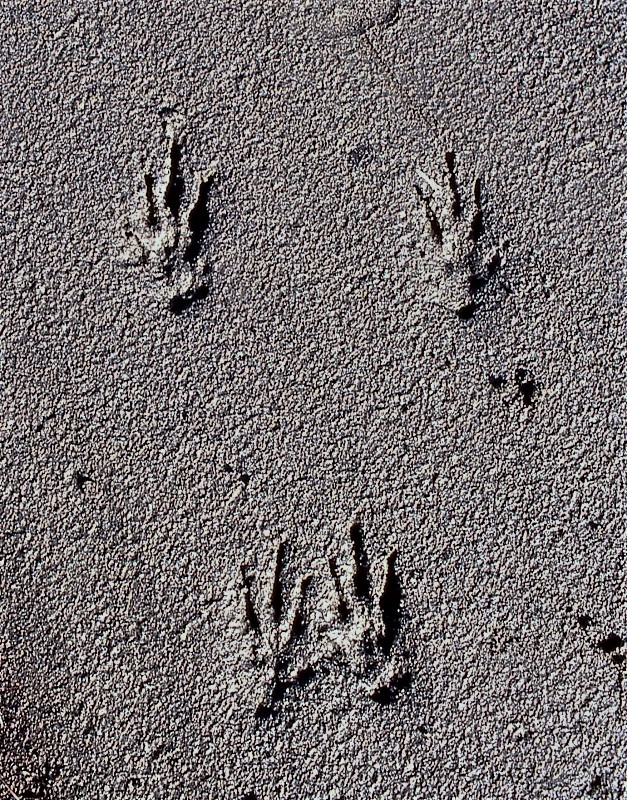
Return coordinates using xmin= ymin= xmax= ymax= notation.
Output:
xmin=577 ymin=613 xmax=626 ymax=670
xmin=416 ymin=151 xmax=507 ymax=319
xmin=326 ymin=521 xmax=409 ymax=703
xmin=124 ymin=113 xmax=217 ymax=314
xmin=488 ymin=367 xmax=541 ymax=409
xmin=241 ymin=541 xmax=315 ymax=719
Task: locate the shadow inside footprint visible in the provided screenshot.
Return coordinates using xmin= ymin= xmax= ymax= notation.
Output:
xmin=169 ymin=284 xmax=209 ymax=315
xmin=184 ymin=177 xmax=214 ymax=265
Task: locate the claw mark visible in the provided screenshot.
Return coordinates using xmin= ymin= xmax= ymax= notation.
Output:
xmin=378 ymin=550 xmax=401 ymax=655
xmin=469 ymin=177 xmax=484 ymax=244
xmin=329 ymin=556 xmax=349 ymax=621
xmin=290 ymin=576 xmax=312 ymax=640
xmin=445 ymin=151 xmax=462 ymax=219
xmin=270 ymin=540 xmax=286 ymax=624
xmin=241 ymin=565 xmax=260 ymax=635
xmin=184 ymin=177 xmax=214 ymax=265
xmin=349 ymin=521 xmax=371 ymax=601
xmin=144 ymin=174 xmax=158 ymax=228
xmin=416 ymin=184 xmax=443 ymax=245
xmin=164 ymin=139 xmax=185 ymax=219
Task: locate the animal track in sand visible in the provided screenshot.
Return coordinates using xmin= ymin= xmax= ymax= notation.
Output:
xmin=124 ymin=112 xmax=217 ymax=315
xmin=415 ymin=151 xmax=508 ymax=320
xmin=241 ymin=521 xmax=410 ymax=719
xmin=304 ymin=0 xmax=400 ymax=41
xmin=577 ymin=613 xmax=627 ymax=673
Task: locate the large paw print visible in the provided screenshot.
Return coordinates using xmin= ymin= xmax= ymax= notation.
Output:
xmin=241 ymin=522 xmax=410 ymax=719
xmin=125 ymin=114 xmax=217 ymax=315
xmin=416 ymin=151 xmax=507 ymax=320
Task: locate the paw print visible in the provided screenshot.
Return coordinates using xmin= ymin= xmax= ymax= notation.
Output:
xmin=124 ymin=113 xmax=217 ymax=315
xmin=241 ymin=541 xmax=315 ymax=719
xmin=326 ymin=521 xmax=410 ymax=703
xmin=488 ymin=367 xmax=541 ymax=409
xmin=577 ymin=613 xmax=626 ymax=671
xmin=416 ymin=151 xmax=507 ymax=319
xmin=241 ymin=522 xmax=410 ymax=719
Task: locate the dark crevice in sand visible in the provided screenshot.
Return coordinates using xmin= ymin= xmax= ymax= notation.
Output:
xmin=164 ymin=140 xmax=185 ymax=220
xmin=350 ymin=521 xmax=372 ymax=602
xmin=184 ymin=177 xmax=214 ymax=264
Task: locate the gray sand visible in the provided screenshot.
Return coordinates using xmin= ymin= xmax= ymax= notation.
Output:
xmin=1 ymin=1 xmax=626 ymax=797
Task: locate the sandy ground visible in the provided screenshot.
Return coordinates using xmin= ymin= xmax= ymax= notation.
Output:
xmin=1 ymin=1 xmax=626 ymax=798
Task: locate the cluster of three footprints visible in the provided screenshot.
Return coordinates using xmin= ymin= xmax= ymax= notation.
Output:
xmin=241 ymin=522 xmax=410 ymax=719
